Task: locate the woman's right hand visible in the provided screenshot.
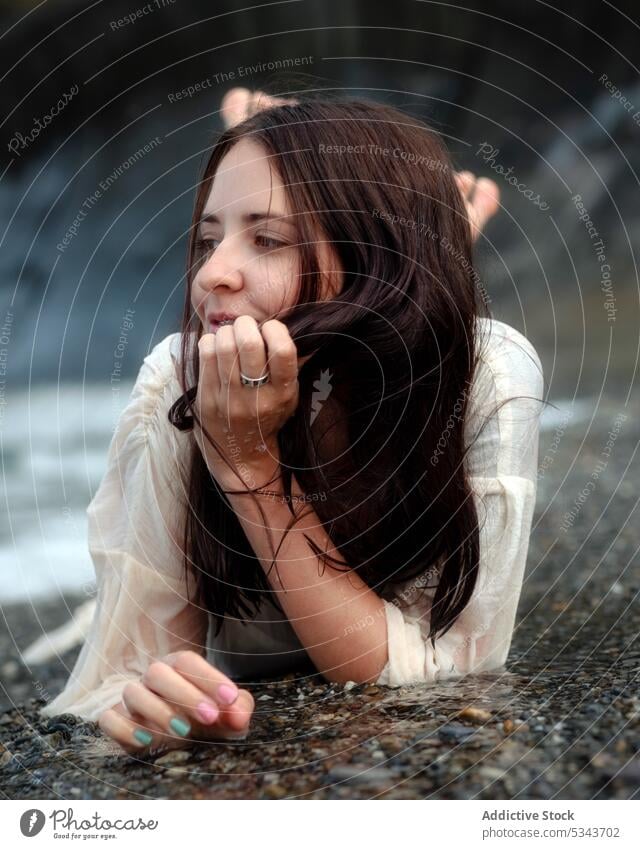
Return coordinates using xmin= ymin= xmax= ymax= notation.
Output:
xmin=97 ymin=650 xmax=255 ymax=754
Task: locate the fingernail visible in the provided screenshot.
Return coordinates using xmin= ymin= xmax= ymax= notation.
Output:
xmin=217 ymin=684 xmax=238 ymax=705
xmin=169 ymin=717 xmax=191 ymax=737
xmin=133 ymin=729 xmax=153 ymax=746
xmin=196 ymin=701 xmax=219 ymax=724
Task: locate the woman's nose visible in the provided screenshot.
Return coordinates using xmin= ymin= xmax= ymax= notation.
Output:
xmin=198 ymin=242 xmax=244 ymax=292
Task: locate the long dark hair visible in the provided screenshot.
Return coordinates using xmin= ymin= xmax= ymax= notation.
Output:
xmin=168 ymin=96 xmax=494 ymax=653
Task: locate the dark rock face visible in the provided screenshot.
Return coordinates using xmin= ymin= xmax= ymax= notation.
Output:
xmin=0 ymin=1 xmax=638 ymax=395
xmin=1 ymin=399 xmax=639 ymax=799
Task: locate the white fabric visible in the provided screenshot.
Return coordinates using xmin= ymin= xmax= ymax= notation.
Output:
xmin=40 ymin=318 xmax=543 ymax=721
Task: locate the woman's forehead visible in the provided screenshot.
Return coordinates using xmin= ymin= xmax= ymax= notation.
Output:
xmin=205 ymin=138 xmax=289 ymax=215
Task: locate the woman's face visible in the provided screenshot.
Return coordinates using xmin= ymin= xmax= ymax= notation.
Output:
xmin=190 ymin=137 xmax=343 ymax=336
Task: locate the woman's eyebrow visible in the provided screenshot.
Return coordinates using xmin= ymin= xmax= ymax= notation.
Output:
xmin=199 ymin=210 xmax=294 ymax=226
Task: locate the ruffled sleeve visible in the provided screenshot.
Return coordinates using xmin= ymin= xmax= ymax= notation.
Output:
xmin=40 ymin=333 xmax=208 ymax=722
xmin=376 ymin=319 xmax=544 ymax=687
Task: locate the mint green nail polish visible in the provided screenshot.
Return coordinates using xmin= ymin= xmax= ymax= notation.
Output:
xmin=170 ymin=717 xmax=191 ymax=737
xmin=133 ymin=729 xmax=153 ymax=746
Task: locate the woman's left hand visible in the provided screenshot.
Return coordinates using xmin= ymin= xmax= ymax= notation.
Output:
xmin=194 ymin=316 xmax=300 ymax=486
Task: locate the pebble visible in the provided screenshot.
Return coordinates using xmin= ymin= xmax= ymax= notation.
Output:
xmin=438 ymin=723 xmax=477 ymax=743
xmin=154 ymin=750 xmax=192 ymax=767
xmin=2 ymin=410 xmax=640 ymax=801
xmin=263 ymin=783 xmax=288 ymax=798
xmin=458 ymin=706 xmax=492 ymax=724
xmin=41 ymin=732 xmax=65 ymax=749
xmin=165 ymin=766 xmax=192 ymax=778
xmin=327 ymin=765 xmax=395 ymax=784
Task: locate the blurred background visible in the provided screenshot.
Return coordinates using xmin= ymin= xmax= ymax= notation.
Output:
xmin=0 ymin=0 xmax=637 ymax=604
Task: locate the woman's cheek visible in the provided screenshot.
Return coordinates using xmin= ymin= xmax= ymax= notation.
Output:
xmin=262 ymin=256 xmax=300 ymax=310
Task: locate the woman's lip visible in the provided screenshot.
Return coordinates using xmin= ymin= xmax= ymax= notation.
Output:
xmin=207 ymin=317 xmax=262 ymax=333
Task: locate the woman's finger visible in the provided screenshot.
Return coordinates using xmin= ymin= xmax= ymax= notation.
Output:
xmin=234 ymin=315 xmax=269 ymax=383
xmin=161 ymin=651 xmax=244 ymax=711
xmin=197 ymin=333 xmax=221 ymax=396
xmin=123 ymin=678 xmax=206 ymax=741
xmin=141 ymin=663 xmax=229 ymax=729
xmin=213 ymin=323 xmax=241 ymax=391
xmin=98 ymin=705 xmax=162 ymax=754
xmin=163 ymin=651 xmax=254 ymax=734
xmin=259 ymin=319 xmax=299 ymax=389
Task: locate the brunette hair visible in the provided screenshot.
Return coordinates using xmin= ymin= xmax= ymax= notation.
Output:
xmin=168 ymin=95 xmax=498 ymax=655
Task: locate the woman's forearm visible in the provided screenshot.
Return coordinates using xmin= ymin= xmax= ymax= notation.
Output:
xmin=215 ymin=461 xmax=389 ymax=685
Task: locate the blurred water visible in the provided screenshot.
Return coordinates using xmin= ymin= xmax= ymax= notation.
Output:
xmin=0 ymin=383 xmax=593 ymax=603
xmin=0 ymin=379 xmax=133 ymax=602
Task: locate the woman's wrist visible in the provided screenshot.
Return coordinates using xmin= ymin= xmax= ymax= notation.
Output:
xmin=207 ymin=439 xmax=283 ymax=493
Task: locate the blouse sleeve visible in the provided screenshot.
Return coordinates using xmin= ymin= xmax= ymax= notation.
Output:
xmin=40 ymin=334 xmax=208 ymax=722
xmin=376 ymin=320 xmax=544 ymax=687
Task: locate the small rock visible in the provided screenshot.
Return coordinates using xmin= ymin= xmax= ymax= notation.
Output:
xmin=257 ymin=694 xmax=273 ymax=701
xmin=458 ymin=706 xmax=492 ymax=724
xmin=479 ymin=766 xmax=508 ymax=781
xmin=378 ymin=735 xmax=405 ymax=754
xmin=263 ymin=783 xmax=288 ymax=798
xmin=343 ymin=681 xmax=357 ymax=691
xmin=41 ymin=732 xmax=65 ymax=749
xmin=0 ymin=751 xmax=13 ymax=768
xmin=154 ymin=750 xmax=192 ymax=766
xmin=438 ymin=723 xmax=477 ymax=743
xmin=327 ymin=764 xmax=394 ymax=784
xmin=165 ymin=766 xmax=192 ymax=778
xmin=503 ymin=719 xmax=529 ymax=734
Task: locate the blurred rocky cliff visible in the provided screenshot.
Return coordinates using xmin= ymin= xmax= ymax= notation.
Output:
xmin=1 ymin=0 xmax=638 ymax=396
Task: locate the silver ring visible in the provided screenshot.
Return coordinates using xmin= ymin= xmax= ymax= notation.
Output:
xmin=240 ymin=370 xmax=271 ymax=387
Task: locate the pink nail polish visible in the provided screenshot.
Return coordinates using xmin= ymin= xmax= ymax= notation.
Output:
xmin=196 ymin=701 xmax=219 ymax=724
xmin=217 ymin=684 xmax=238 ymax=705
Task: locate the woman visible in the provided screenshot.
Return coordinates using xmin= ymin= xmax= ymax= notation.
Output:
xmin=34 ymin=90 xmax=543 ymax=755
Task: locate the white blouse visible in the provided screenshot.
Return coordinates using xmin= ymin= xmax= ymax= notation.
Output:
xmin=39 ymin=317 xmax=544 ymax=722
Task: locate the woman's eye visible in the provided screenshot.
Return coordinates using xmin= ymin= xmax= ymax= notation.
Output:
xmin=197 ymin=238 xmax=219 ymax=253
xmin=256 ymin=234 xmax=286 ymax=250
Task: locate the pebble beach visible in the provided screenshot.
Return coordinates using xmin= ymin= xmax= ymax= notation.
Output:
xmin=1 ymin=397 xmax=638 ymax=800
